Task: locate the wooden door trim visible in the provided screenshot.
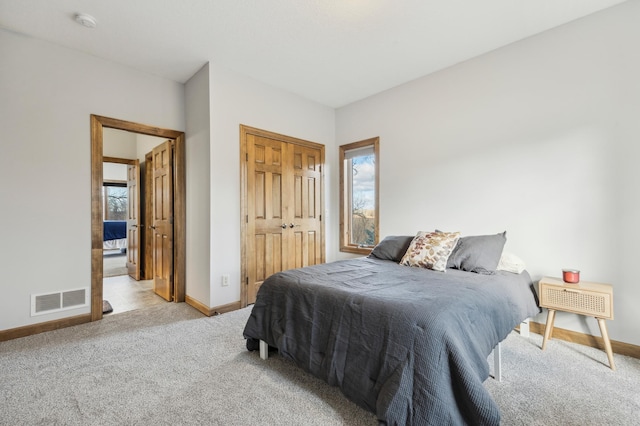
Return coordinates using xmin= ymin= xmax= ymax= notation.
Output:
xmin=91 ymin=115 xmax=185 ymax=321
xmin=103 ymin=156 xmax=137 ymax=165
xmin=239 ymin=124 xmax=326 ymax=308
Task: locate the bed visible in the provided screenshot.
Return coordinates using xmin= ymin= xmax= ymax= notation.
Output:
xmin=103 ymin=220 xmax=127 ymax=250
xmin=243 ymin=232 xmax=540 ymax=425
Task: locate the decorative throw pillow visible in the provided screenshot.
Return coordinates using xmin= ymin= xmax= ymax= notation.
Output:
xmin=368 ymin=235 xmax=415 ymax=262
xmin=446 ymin=231 xmax=506 ymax=274
xmin=399 ymin=231 xmax=461 ymax=272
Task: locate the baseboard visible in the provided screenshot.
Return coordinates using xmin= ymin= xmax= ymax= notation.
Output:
xmin=184 ymin=296 xmax=242 ymax=317
xmin=210 ymin=301 xmax=242 ymax=316
xmin=0 ymin=314 xmax=92 ymax=342
xmin=185 ymin=296 xmax=212 ymax=316
xmin=529 ymin=321 xmax=640 ymax=360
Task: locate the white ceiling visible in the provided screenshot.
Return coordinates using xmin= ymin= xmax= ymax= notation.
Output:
xmin=0 ymin=0 xmax=629 ymax=107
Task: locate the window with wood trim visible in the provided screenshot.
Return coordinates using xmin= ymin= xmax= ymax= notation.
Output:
xmin=103 ymin=182 xmax=127 ymax=220
xmin=339 ymin=137 xmax=379 ymax=254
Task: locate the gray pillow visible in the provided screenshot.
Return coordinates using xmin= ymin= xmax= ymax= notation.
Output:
xmin=368 ymin=235 xmax=414 ymax=262
xmin=446 ymin=231 xmax=507 ymax=274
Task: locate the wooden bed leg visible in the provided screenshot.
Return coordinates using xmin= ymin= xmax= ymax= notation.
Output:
xmin=259 ymin=340 xmax=269 ymax=360
xmin=519 ymin=318 xmax=530 ymax=337
xmin=493 ymin=343 xmax=502 ymax=382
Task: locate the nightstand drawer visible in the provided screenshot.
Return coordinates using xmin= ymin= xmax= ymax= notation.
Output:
xmin=539 ymin=283 xmax=612 ymax=319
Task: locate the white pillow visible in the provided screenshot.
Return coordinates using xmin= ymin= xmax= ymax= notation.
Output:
xmin=497 ymin=252 xmax=526 ymax=274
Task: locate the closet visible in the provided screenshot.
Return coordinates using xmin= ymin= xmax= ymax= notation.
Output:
xmin=241 ymin=125 xmax=325 ymax=305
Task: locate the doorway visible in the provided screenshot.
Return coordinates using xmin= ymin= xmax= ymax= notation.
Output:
xmin=90 ymin=115 xmax=186 ymax=322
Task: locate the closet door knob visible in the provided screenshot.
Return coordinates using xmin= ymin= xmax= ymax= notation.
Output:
xmin=281 ymin=223 xmax=287 ymax=229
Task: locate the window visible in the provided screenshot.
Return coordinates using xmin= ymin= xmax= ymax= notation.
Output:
xmin=339 ymin=137 xmax=379 ymax=254
xmin=103 ymin=182 xmax=127 ymax=220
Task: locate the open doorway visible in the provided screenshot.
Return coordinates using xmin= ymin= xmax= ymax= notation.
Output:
xmin=101 ymin=149 xmax=159 ymax=314
xmin=90 ymin=115 xmax=186 ymax=322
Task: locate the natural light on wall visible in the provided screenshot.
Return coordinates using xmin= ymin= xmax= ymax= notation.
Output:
xmin=340 ymin=137 xmax=380 ymax=254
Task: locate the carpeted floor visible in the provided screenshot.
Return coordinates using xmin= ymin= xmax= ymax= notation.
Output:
xmin=0 ymin=304 xmax=638 ymax=425
xmin=103 ymin=251 xmax=128 ymax=277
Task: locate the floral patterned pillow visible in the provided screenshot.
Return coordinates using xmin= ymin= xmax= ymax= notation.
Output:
xmin=399 ymin=231 xmax=461 ymax=272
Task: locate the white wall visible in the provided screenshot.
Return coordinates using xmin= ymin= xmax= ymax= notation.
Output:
xmin=103 ymin=129 xmax=164 ymax=161
xmin=103 ymin=163 xmax=127 ymax=181
xmin=335 ymin=1 xmax=640 ymax=346
xmin=207 ymin=63 xmax=336 ymax=308
xmin=0 ymin=29 xmax=184 ymax=330
xmin=184 ymin=64 xmax=211 ymax=306
xmin=135 ymin=134 xmax=167 ymax=162
xmin=103 ymin=128 xmax=136 ymax=158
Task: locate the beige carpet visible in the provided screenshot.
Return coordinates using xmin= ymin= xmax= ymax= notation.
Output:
xmin=1 ymin=304 xmax=638 ymax=425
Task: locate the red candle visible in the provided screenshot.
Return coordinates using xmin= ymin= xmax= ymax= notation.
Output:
xmin=562 ymin=269 xmax=580 ymax=283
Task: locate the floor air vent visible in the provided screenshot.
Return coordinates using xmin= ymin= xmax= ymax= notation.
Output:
xmin=31 ymin=288 xmax=89 ymax=316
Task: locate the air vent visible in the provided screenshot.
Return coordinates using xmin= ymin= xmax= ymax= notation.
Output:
xmin=34 ymin=293 xmax=61 ymax=313
xmin=63 ymin=289 xmax=86 ymax=308
xmin=31 ymin=288 xmax=89 ymax=316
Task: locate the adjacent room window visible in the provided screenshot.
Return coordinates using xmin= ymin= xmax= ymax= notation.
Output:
xmin=339 ymin=137 xmax=379 ymax=254
xmin=103 ymin=182 xmax=127 ymax=220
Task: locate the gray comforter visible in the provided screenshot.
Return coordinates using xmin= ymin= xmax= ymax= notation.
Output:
xmin=243 ymin=257 xmax=539 ymax=425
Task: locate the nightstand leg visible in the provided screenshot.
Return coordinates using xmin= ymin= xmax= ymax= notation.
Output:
xmin=541 ymin=309 xmax=556 ymax=350
xmin=596 ymin=318 xmax=616 ymax=371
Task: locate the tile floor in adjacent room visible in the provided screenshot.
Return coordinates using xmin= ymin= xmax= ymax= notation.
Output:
xmin=103 ymin=262 xmax=167 ymax=315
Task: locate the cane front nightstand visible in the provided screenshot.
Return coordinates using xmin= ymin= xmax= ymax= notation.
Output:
xmin=538 ymin=276 xmax=615 ymax=370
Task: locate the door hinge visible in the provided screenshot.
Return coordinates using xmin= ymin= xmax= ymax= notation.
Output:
xmin=246 ymin=276 xmax=249 ymax=286
xmin=169 ymin=216 xmax=174 ymax=224
xmin=246 ymin=153 xmax=248 ymax=161
xmin=319 ymin=214 xmax=322 ymax=221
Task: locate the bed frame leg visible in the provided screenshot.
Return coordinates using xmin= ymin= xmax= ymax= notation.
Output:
xmin=519 ymin=318 xmax=530 ymax=337
xmin=493 ymin=342 xmax=502 ymax=382
xmin=259 ymin=340 xmax=269 ymax=360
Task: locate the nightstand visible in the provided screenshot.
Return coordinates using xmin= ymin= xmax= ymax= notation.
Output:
xmin=538 ymin=276 xmax=615 ymax=370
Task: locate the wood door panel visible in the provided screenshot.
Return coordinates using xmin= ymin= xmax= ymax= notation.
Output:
xmin=254 ymin=172 xmax=266 ymax=218
xmin=152 ymin=141 xmax=173 ymax=302
xmin=293 ymin=175 xmax=303 ymax=218
xmin=307 ymin=231 xmax=317 ymax=265
xmin=292 ymin=231 xmax=303 ymax=269
xmin=126 ymin=161 xmax=140 ymax=280
xmin=271 ymin=173 xmax=282 ymax=219
xmin=255 ymin=234 xmax=266 ymax=282
xmin=307 ymin=177 xmax=316 ymax=218
xmin=253 ymin=233 xmax=284 ymax=282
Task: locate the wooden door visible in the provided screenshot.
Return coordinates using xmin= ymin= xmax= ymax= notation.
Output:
xmin=126 ymin=160 xmax=141 ymax=280
xmin=152 ymin=141 xmax=173 ymax=301
xmin=243 ymin=127 xmax=325 ymax=305
xmin=246 ymin=135 xmax=289 ymax=304
xmin=290 ymin=144 xmax=323 ymax=268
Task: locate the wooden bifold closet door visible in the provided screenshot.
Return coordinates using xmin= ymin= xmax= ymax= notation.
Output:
xmin=242 ymin=126 xmax=325 ymax=305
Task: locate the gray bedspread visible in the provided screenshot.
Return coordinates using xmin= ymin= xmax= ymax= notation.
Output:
xmin=243 ymin=257 xmax=539 ymax=425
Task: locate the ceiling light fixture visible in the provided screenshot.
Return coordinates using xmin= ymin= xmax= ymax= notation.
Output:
xmin=74 ymin=13 xmax=97 ymax=29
